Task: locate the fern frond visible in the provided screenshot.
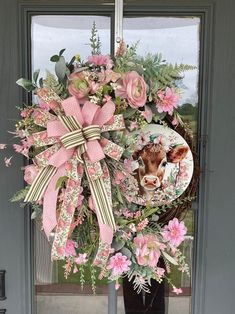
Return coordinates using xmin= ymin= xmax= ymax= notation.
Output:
xmin=43 ymin=71 xmax=64 ymax=95
xmin=11 ymin=186 xmax=29 ymax=202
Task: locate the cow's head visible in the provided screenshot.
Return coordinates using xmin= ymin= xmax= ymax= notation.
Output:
xmin=133 ymin=143 xmax=189 ymax=193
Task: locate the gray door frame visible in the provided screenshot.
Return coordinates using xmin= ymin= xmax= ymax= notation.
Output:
xmin=1 ymin=1 xmax=234 ymax=314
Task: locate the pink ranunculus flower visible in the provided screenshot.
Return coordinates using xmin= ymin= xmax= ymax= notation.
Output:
xmin=68 ymin=72 xmax=91 ymax=102
xmin=162 ymin=218 xmax=187 ymax=247
xmin=107 ymin=253 xmax=131 ymax=277
xmin=87 ymin=54 xmax=114 ymax=70
xmin=64 ymin=239 xmax=77 ymax=257
xmin=24 ymin=164 xmax=39 ymax=184
xmin=155 ymin=87 xmax=180 ymax=115
xmin=115 ymin=71 xmax=147 ymax=108
xmin=134 ymin=234 xmax=165 ymax=268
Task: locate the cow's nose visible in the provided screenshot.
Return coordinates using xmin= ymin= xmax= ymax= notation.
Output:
xmin=141 ymin=175 xmax=161 ymax=190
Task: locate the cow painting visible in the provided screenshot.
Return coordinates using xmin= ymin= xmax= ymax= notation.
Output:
xmin=133 ymin=143 xmax=189 ymax=198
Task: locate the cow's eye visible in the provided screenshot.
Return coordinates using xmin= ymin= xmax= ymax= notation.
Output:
xmin=162 ymin=161 xmax=167 ymax=167
xmin=138 ymin=157 xmax=145 ymax=168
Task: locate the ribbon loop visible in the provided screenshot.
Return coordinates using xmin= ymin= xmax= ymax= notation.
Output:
xmin=60 ymin=129 xmax=85 ymax=149
xmin=83 ymin=125 xmax=101 ymax=141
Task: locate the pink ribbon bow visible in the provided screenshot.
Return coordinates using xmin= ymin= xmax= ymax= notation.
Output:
xmin=34 ymin=96 xmax=124 ymax=260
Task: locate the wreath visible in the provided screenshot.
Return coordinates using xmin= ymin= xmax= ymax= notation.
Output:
xmin=4 ymin=25 xmax=198 ymax=294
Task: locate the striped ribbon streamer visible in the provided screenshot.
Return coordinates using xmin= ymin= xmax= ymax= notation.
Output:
xmin=84 ymin=164 xmax=116 ymax=230
xmin=24 ymin=165 xmax=57 ymax=202
xmin=59 ymin=116 xmax=115 ymax=229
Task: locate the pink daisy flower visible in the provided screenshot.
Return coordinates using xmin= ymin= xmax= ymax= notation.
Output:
xmin=107 ymin=253 xmax=131 ymax=277
xmin=162 ymin=218 xmax=187 ymax=247
xmin=155 ymin=87 xmax=180 ymax=115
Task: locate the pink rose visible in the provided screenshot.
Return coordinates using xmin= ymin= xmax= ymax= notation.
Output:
xmin=134 ymin=234 xmax=165 ymax=268
xmin=24 ymin=165 xmax=39 ymax=184
xmin=68 ymin=72 xmax=90 ymax=102
xmin=115 ymin=71 xmax=147 ymax=108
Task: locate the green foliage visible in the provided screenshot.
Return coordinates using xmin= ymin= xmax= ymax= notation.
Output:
xmin=55 ymin=56 xmax=68 ymax=82
xmin=16 ymin=78 xmax=36 ymax=92
xmin=55 ymin=176 xmax=68 ymax=190
xmin=30 ymin=203 xmax=43 ymax=220
xmin=50 ymin=48 xmax=66 ymax=62
xmin=43 ymin=71 xmax=65 ymax=95
xmin=114 ymin=42 xmax=142 ymax=73
xmin=146 ymin=61 xmax=197 ymax=90
xmin=90 ymin=22 xmax=101 ymax=55
xmin=33 ymin=69 xmax=40 ymax=84
xmin=11 ymin=186 xmax=29 ymax=202
xmin=178 ymin=103 xmax=198 ymax=115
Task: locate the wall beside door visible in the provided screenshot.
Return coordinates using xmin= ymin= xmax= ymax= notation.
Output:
xmin=0 ymin=0 xmax=29 ymax=313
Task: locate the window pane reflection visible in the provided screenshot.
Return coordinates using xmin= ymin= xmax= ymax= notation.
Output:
xmin=32 ymin=14 xmax=111 ymax=314
xmin=31 ymin=15 xmax=111 ymax=75
xmin=120 ymin=16 xmax=200 ymax=314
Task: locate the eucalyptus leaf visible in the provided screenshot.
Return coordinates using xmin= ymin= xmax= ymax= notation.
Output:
xmin=59 ymin=48 xmax=66 ymax=56
xmin=33 ymin=69 xmax=40 ymax=84
xmin=68 ymin=56 xmax=76 ymax=66
xmin=116 ymin=186 xmax=123 ymax=204
xmin=162 ymin=251 xmax=178 ymax=265
xmin=16 ymin=78 xmax=36 ymax=91
xmin=55 ymin=56 xmax=67 ymax=82
xmin=50 ymin=55 xmax=60 ymax=62
xmin=123 ymin=108 xmax=137 ymax=118
xmin=111 ymin=239 xmax=125 ymax=251
xmin=120 ymin=247 xmax=132 ymax=259
xmin=39 ymin=77 xmax=43 ymax=88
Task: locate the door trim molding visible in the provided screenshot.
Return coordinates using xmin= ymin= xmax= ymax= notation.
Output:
xmin=19 ymin=3 xmax=214 ymax=314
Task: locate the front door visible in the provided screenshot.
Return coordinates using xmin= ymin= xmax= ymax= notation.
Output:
xmin=0 ymin=1 xmax=234 ymax=314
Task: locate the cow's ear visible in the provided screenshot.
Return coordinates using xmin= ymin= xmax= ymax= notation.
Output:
xmin=167 ymin=145 xmax=189 ymax=163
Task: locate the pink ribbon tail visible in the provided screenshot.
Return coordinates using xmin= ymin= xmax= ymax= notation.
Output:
xmin=43 ymin=166 xmax=66 ymax=238
xmin=99 ymin=223 xmax=113 ymax=244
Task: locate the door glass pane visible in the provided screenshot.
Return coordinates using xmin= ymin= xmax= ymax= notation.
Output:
xmin=31 ymin=15 xmax=111 ymax=314
xmin=120 ymin=16 xmax=200 ymax=314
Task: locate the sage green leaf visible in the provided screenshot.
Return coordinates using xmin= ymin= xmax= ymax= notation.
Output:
xmin=120 ymin=247 xmax=132 ymax=259
xmin=16 ymin=78 xmax=36 ymax=91
xmin=59 ymin=48 xmax=66 ymax=56
xmin=112 ymin=239 xmax=125 ymax=251
xmin=123 ymin=108 xmax=137 ymax=118
xmin=116 ymin=186 xmax=123 ymax=204
xmin=55 ymin=56 xmax=67 ymax=82
xmin=162 ymin=251 xmax=178 ymax=265
xmin=50 ymin=55 xmax=60 ymax=62
xmin=33 ymin=69 xmax=40 ymax=84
